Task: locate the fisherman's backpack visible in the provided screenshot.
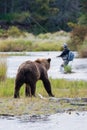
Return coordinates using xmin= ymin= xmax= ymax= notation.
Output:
xmin=68 ymin=51 xmax=74 ymax=61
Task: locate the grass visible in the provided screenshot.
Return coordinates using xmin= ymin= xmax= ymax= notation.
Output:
xmin=0 ymin=78 xmax=87 ymax=116
xmin=50 ymin=79 xmax=87 ymax=98
xmin=0 ymin=78 xmax=87 ymax=98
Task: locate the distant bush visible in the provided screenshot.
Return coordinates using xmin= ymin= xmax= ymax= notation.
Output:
xmin=34 ymin=42 xmax=61 ymax=51
xmin=0 ymin=38 xmax=33 ymax=51
xmin=69 ymin=25 xmax=87 ymax=57
xmin=7 ymin=26 xmax=25 ymax=37
xmin=0 ymin=56 xmax=7 ymax=81
xmin=0 ymin=29 xmax=4 ymax=36
xmin=0 ymin=26 xmax=26 ymax=38
xmin=0 ymin=29 xmax=8 ymax=38
xmin=71 ymin=25 xmax=87 ymax=41
xmin=78 ymin=39 xmax=87 ymax=58
xmin=38 ymin=33 xmax=51 ymax=39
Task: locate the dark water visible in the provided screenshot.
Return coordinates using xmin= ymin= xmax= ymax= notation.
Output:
xmin=6 ymin=51 xmax=87 ymax=80
xmin=0 ymin=112 xmax=87 ymax=130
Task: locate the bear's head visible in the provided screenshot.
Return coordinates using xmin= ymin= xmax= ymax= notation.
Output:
xmin=35 ymin=58 xmax=51 ymax=70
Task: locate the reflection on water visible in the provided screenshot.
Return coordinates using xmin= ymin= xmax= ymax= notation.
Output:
xmin=0 ymin=112 xmax=87 ymax=130
xmin=18 ymin=115 xmax=49 ymax=123
xmin=6 ymin=51 xmax=87 ymax=81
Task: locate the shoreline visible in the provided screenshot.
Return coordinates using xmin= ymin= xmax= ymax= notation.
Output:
xmin=0 ymin=97 xmax=87 ymax=117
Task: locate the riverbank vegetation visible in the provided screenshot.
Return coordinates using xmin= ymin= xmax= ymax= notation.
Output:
xmin=0 ymin=0 xmax=87 ymax=57
xmin=0 ymin=30 xmax=69 ymax=52
xmin=0 ymin=27 xmax=87 ymax=58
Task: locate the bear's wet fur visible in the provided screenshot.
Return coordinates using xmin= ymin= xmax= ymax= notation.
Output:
xmin=14 ymin=58 xmax=54 ymax=98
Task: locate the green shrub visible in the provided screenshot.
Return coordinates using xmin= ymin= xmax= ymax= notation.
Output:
xmin=0 ymin=38 xmax=33 ymax=51
xmin=0 ymin=29 xmax=4 ymax=33
xmin=0 ymin=29 xmax=8 ymax=38
xmin=7 ymin=26 xmax=23 ymax=37
xmin=0 ymin=56 xmax=7 ymax=81
xmin=64 ymin=65 xmax=72 ymax=73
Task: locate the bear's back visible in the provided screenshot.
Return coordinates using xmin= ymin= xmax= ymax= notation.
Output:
xmin=17 ymin=60 xmax=40 ymax=80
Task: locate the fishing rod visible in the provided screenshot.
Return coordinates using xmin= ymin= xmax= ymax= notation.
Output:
xmin=29 ymin=15 xmax=48 ymax=33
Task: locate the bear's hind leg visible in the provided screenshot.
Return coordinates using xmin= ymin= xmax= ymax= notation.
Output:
xmin=25 ymin=84 xmax=31 ymax=97
xmin=14 ymin=81 xmax=24 ymax=98
xmin=29 ymin=82 xmax=36 ymax=97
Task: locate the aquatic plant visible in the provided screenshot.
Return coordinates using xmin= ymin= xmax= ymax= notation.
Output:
xmin=64 ymin=65 xmax=72 ymax=73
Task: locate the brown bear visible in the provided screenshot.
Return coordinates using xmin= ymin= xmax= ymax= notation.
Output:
xmin=14 ymin=58 xmax=54 ymax=98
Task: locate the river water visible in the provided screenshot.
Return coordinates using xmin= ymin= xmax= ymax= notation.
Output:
xmin=6 ymin=51 xmax=87 ymax=81
xmin=0 ymin=112 xmax=87 ymax=130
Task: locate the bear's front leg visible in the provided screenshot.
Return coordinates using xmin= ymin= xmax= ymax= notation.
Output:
xmin=14 ymin=88 xmax=20 ymax=98
xmin=42 ymin=78 xmax=54 ymax=97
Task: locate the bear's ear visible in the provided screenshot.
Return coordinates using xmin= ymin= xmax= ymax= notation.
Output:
xmin=35 ymin=59 xmax=41 ymax=63
xmin=47 ymin=58 xmax=51 ymax=63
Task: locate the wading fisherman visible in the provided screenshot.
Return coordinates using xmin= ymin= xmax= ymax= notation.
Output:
xmin=57 ymin=43 xmax=74 ymax=73
xmin=57 ymin=43 xmax=70 ymax=65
